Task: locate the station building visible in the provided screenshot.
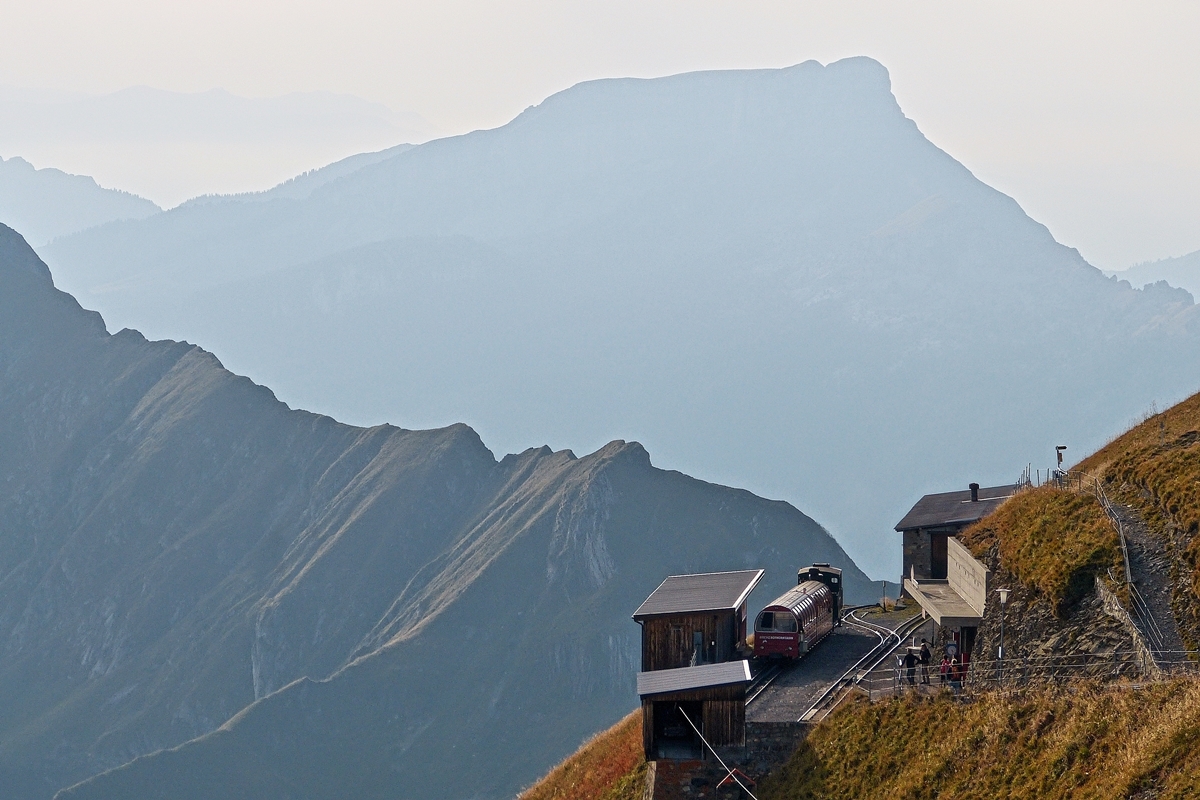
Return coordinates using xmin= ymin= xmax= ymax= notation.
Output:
xmin=895 ymin=483 xmax=1010 ymax=582
xmin=895 ymin=483 xmax=1008 ymax=664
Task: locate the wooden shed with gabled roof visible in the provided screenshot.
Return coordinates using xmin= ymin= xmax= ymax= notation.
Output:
xmin=632 ymin=569 xmax=764 ymax=672
xmin=637 ymin=660 xmax=752 ymax=759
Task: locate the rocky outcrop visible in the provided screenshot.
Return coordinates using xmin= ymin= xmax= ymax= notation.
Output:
xmin=968 ymin=543 xmax=1140 ymax=684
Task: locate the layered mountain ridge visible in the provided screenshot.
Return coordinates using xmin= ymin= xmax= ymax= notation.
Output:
xmin=0 ymin=155 xmax=159 ymax=245
xmin=1116 ymin=248 xmax=1200 ymax=298
xmin=0 ymin=223 xmax=868 ymax=799
xmin=39 ymin=57 xmax=1200 ymax=577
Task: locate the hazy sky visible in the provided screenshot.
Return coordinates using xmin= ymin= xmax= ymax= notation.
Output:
xmin=2 ymin=1 xmax=1198 ymax=268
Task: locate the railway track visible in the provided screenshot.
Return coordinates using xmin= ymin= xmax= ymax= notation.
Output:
xmin=745 ymin=624 xmax=839 ymax=705
xmin=745 ymin=662 xmax=783 ymax=705
xmin=746 ymin=606 xmax=924 ymax=711
xmin=796 ymin=608 xmax=925 ymax=722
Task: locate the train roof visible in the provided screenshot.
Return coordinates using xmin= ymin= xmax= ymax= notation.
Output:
xmin=636 ymin=660 xmax=752 ymax=697
xmin=894 ymin=485 xmax=1013 ymax=531
xmin=761 ymin=580 xmax=830 ymax=614
xmin=632 ymin=569 xmax=764 ymax=619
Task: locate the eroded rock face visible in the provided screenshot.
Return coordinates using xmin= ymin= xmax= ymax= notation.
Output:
xmin=0 ymin=224 xmax=872 ymax=800
xmin=967 ymin=552 xmax=1139 ymax=685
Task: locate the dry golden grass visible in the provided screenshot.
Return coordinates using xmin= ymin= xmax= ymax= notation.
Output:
xmin=518 ymin=710 xmax=645 ymax=800
xmin=760 ymin=680 xmax=1200 ymax=800
xmin=1077 ymin=391 xmax=1200 ymax=483
xmin=1076 ymin=390 xmax=1200 ymax=639
xmin=960 ymin=486 xmax=1119 ymax=615
xmin=1079 ymin=394 xmax=1200 ymax=541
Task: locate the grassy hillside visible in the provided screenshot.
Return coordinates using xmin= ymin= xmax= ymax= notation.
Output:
xmin=1076 ymin=390 xmax=1200 ymax=646
xmin=760 ymin=683 xmax=1200 ymax=799
xmin=517 ymin=711 xmax=644 ymax=800
xmin=528 ymin=393 xmax=1200 ymax=800
xmin=960 ymin=486 xmax=1119 ymax=615
xmin=529 ymin=682 xmax=1200 ymax=800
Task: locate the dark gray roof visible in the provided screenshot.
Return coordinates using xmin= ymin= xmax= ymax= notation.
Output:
xmin=894 ymin=485 xmax=1013 ymax=532
xmin=632 ymin=570 xmax=764 ymax=619
xmin=636 ymin=660 xmax=752 ymax=696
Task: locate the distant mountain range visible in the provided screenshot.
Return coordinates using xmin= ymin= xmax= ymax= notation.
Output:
xmin=36 ymin=57 xmax=1200 ymax=578
xmin=0 ymin=86 xmax=437 ymax=205
xmin=0 ymin=223 xmax=869 ymax=799
xmin=0 ymin=144 xmax=417 ymax=246
xmin=1113 ymin=249 xmax=1200 ymax=298
xmin=176 ymin=143 xmax=415 ymax=207
xmin=0 ymin=155 xmax=159 ymax=245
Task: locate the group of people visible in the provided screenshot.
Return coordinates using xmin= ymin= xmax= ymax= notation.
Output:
xmin=898 ymin=639 xmax=965 ymax=694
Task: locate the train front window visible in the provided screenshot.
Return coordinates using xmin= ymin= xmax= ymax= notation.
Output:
xmin=776 ymin=614 xmax=797 ymax=632
xmin=756 ymin=611 xmax=775 ymax=631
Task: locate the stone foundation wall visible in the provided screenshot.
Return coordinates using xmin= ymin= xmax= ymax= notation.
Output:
xmin=645 ymin=722 xmax=809 ymax=799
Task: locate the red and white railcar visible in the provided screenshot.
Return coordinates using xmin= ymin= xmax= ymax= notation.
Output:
xmin=752 ymin=579 xmax=836 ymax=659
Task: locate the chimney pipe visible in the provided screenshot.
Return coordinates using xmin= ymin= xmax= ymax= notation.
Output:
xmin=970 ymin=483 xmax=980 ymax=502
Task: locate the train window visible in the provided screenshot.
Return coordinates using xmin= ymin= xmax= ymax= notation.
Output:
xmin=776 ymin=614 xmax=797 ymax=632
xmin=756 ymin=611 xmax=775 ymax=631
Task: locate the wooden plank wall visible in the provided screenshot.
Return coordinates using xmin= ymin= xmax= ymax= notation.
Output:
xmin=640 ymin=610 xmax=742 ymax=671
xmin=703 ymin=699 xmax=745 ymax=748
xmin=642 ymin=699 xmax=654 ymax=757
xmin=642 ymin=685 xmax=747 ymax=757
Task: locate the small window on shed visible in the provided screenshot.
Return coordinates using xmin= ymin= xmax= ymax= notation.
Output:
xmin=756 ymin=611 xmax=775 ymax=631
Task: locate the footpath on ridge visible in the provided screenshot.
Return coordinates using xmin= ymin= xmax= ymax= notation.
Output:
xmin=1112 ymin=503 xmax=1188 ymax=657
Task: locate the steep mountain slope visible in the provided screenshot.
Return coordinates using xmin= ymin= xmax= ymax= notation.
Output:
xmin=1077 ymin=389 xmax=1200 ymax=649
xmin=39 ymin=58 xmax=1200 ymax=577
xmin=0 ymin=155 xmax=159 ymax=244
xmin=0 ymin=224 xmax=868 ymax=799
xmin=517 ymin=711 xmax=644 ymax=800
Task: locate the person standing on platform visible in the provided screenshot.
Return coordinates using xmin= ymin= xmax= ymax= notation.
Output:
xmin=939 ymin=654 xmax=951 ymax=687
xmin=950 ymin=658 xmax=964 ymax=695
xmin=919 ymin=639 xmax=931 ymax=685
xmin=904 ymin=647 xmax=918 ymax=686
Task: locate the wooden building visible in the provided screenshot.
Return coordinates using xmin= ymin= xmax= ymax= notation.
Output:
xmin=637 ymin=661 xmax=751 ymax=759
xmin=632 ymin=570 xmax=764 ymax=671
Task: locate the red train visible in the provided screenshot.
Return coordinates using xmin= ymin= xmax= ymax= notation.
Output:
xmin=753 ymin=564 xmax=842 ymax=659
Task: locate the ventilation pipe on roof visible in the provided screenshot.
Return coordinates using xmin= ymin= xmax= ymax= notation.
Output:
xmin=970 ymin=483 xmax=980 ymax=502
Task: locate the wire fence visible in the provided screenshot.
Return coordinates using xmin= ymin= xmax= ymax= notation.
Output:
xmin=1020 ymin=467 xmax=1173 ymax=662
xmin=856 ymin=650 xmax=1200 ymax=700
